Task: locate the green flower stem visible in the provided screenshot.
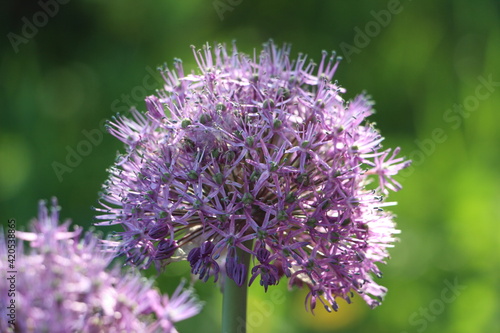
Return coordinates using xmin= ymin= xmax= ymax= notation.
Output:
xmin=222 ymin=243 xmax=252 ymax=333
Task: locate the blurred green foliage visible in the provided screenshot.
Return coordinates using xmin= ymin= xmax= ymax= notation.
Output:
xmin=1 ymin=0 xmax=499 ymax=332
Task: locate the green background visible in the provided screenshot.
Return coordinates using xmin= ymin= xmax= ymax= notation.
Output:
xmin=1 ymin=0 xmax=499 ymax=332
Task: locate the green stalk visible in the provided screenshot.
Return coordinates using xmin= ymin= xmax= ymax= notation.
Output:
xmin=222 ymin=243 xmax=252 ymax=333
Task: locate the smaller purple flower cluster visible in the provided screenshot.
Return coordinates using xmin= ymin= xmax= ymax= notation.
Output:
xmin=0 ymin=198 xmax=201 ymax=333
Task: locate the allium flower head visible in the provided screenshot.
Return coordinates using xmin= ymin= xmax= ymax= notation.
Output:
xmin=0 ymin=198 xmax=201 ymax=333
xmin=96 ymin=41 xmax=410 ymax=312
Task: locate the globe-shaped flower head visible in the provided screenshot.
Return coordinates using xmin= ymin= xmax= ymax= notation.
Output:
xmin=96 ymin=41 xmax=410 ymax=312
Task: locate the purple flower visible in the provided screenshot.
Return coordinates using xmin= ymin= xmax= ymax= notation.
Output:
xmin=0 ymin=198 xmax=201 ymax=333
xmin=96 ymin=41 xmax=410 ymax=312
xmin=187 ymin=240 xmax=220 ymax=283
xmin=224 ymin=246 xmax=247 ymax=287
xmin=249 ymin=248 xmax=280 ymax=291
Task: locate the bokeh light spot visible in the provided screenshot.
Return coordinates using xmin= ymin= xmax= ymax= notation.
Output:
xmin=0 ymin=133 xmax=31 ymax=200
